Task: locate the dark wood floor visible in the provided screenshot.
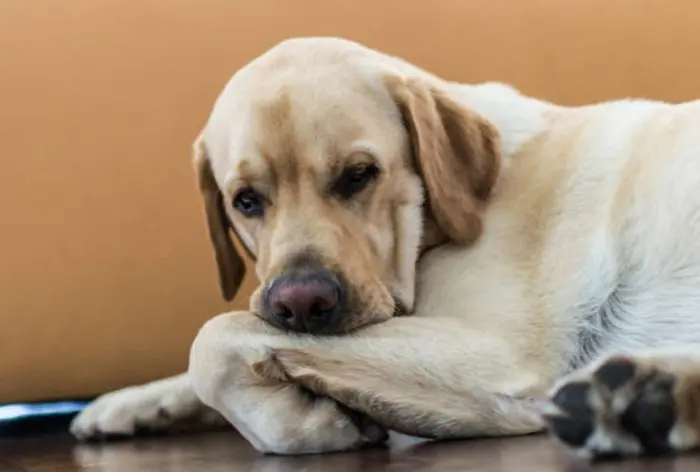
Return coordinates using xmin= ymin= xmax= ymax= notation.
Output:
xmin=1 ymin=430 xmax=700 ymax=472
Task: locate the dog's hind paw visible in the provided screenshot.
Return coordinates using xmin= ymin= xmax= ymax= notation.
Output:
xmin=543 ymin=348 xmax=700 ymax=459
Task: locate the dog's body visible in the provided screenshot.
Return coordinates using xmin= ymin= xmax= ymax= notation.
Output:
xmin=71 ymin=38 xmax=700 ymax=459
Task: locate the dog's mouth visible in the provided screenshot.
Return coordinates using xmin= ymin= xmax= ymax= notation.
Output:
xmin=392 ymin=293 xmax=411 ymax=316
xmin=338 ymin=290 xmax=406 ymax=333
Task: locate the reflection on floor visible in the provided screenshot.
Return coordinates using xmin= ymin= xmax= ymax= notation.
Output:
xmin=1 ymin=428 xmax=700 ymax=472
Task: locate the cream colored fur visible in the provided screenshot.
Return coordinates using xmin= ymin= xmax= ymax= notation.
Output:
xmin=71 ymin=37 xmax=700 ymax=459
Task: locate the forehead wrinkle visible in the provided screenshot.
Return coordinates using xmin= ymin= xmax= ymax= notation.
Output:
xmin=308 ymin=87 xmax=397 ymax=154
xmin=253 ymin=90 xmax=301 ymax=186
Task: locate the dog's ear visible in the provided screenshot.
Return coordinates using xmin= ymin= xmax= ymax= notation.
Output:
xmin=193 ymin=135 xmax=246 ymax=301
xmin=385 ymin=76 xmax=501 ymax=245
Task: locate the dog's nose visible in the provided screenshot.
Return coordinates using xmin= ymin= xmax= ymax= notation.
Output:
xmin=265 ymin=271 xmax=343 ymax=333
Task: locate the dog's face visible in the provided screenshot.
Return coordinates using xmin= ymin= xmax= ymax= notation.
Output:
xmin=194 ymin=38 xmax=501 ymax=334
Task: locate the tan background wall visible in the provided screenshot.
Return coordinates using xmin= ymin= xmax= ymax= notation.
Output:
xmin=1 ymin=0 xmax=699 ymax=403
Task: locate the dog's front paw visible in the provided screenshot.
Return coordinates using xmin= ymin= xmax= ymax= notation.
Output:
xmin=70 ymin=375 xmax=225 ymax=441
xmin=244 ymin=351 xmax=389 ymax=454
xmin=543 ymin=350 xmax=700 ymax=459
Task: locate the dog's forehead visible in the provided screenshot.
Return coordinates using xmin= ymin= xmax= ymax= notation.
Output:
xmin=204 ymin=53 xmax=403 ymax=188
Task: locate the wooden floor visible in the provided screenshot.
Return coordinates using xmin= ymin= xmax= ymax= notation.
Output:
xmin=1 ymin=430 xmax=700 ymax=472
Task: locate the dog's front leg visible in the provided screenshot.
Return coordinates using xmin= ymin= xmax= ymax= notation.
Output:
xmin=70 ymin=373 xmax=227 ymax=440
xmin=189 ymin=311 xmax=548 ymax=453
xmin=188 ymin=311 xmax=388 ymax=455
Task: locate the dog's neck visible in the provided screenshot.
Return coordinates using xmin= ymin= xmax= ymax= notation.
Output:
xmin=444 ymin=81 xmax=557 ymax=158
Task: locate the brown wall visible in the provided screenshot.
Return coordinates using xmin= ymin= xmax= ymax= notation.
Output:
xmin=1 ymin=0 xmax=699 ymax=403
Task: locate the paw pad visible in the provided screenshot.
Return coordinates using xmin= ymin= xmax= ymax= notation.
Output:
xmin=593 ymin=357 xmax=636 ymax=392
xmin=551 ymin=381 xmax=593 ymax=417
xmin=619 ymin=372 xmax=676 ymax=454
xmin=548 ymin=416 xmax=594 ymax=447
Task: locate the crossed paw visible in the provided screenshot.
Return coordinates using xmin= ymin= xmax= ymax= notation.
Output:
xmin=543 ymin=351 xmax=700 ymax=458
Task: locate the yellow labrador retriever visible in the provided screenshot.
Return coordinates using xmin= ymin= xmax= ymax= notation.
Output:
xmin=71 ymin=37 xmax=700 ymax=459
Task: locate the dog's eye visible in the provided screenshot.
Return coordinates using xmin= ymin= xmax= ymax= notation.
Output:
xmin=333 ymin=164 xmax=380 ymax=199
xmin=233 ymin=188 xmax=264 ymax=218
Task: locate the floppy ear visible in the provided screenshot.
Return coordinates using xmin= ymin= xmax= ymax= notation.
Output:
xmin=192 ymin=136 xmax=246 ymax=301
xmin=385 ymin=76 xmax=501 ymax=245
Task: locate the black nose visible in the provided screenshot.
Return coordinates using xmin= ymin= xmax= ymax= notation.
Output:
xmin=263 ymin=270 xmax=345 ymax=333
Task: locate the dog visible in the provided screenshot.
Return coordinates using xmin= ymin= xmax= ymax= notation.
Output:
xmin=70 ymin=37 xmax=700 ymax=459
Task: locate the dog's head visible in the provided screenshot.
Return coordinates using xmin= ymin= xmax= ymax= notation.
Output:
xmin=194 ymin=37 xmax=501 ymax=334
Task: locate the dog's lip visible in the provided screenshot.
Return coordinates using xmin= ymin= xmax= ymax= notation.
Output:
xmin=392 ymin=297 xmax=409 ymax=316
